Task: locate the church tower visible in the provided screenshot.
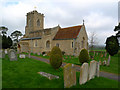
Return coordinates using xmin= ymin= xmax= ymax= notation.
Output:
xmin=25 ymin=10 xmax=44 ymax=37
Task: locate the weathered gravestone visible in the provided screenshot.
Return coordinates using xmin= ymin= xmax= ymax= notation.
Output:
xmin=88 ymin=60 xmax=97 ymax=80
xmin=79 ymin=63 xmax=89 ymax=85
xmin=37 ymin=53 xmax=40 ymax=55
xmin=9 ymin=49 xmax=17 ymax=61
xmin=19 ymin=54 xmax=26 ymax=58
xmin=64 ymin=63 xmax=76 ymax=88
xmin=96 ymin=62 xmax=100 ymax=77
xmin=107 ymin=55 xmax=111 ymax=66
xmin=5 ymin=49 xmax=8 ymax=54
xmin=28 ymin=53 xmax=31 ymax=58
xmin=38 ymin=72 xmax=59 ymax=80
xmin=0 ymin=50 xmax=5 ymax=58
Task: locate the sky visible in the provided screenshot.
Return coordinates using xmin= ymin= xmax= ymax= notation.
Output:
xmin=0 ymin=0 xmax=119 ymax=45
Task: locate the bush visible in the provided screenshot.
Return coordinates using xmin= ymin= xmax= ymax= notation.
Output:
xmin=42 ymin=52 xmax=46 ymax=55
xmin=50 ymin=46 xmax=62 ymax=69
xmin=79 ymin=49 xmax=89 ymax=64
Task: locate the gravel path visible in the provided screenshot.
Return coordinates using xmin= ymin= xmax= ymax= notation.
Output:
xmin=26 ymin=55 xmax=119 ymax=81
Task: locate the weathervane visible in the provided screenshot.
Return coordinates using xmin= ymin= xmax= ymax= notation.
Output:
xmin=34 ymin=6 xmax=37 ymax=10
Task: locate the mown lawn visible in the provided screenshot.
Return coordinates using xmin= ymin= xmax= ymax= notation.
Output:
xmin=2 ymin=55 xmax=119 ymax=88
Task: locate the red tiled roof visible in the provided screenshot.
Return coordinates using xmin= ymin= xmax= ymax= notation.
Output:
xmin=53 ymin=25 xmax=82 ymax=40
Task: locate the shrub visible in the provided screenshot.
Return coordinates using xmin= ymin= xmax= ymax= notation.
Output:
xmin=42 ymin=52 xmax=46 ymax=55
xmin=50 ymin=46 xmax=62 ymax=69
xmin=79 ymin=48 xmax=89 ymax=64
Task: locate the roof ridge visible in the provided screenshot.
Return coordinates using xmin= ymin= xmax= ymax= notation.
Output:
xmin=60 ymin=25 xmax=82 ymax=30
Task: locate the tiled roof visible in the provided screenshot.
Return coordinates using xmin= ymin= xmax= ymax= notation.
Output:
xmin=53 ymin=25 xmax=82 ymax=40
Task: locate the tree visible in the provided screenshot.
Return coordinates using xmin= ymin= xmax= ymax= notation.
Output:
xmin=89 ymin=31 xmax=98 ymax=51
xmin=114 ymin=23 xmax=120 ymax=38
xmin=0 ymin=26 xmax=8 ymax=35
xmin=2 ymin=35 xmax=8 ymax=49
xmin=11 ymin=30 xmax=23 ymax=43
xmin=105 ymin=35 xmax=119 ymax=56
xmin=7 ymin=36 xmax=13 ymax=48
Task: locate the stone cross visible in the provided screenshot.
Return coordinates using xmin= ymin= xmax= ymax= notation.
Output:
xmin=64 ymin=63 xmax=76 ymax=88
xmin=79 ymin=63 xmax=89 ymax=85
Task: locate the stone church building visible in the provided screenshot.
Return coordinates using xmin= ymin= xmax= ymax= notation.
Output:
xmin=18 ymin=10 xmax=88 ymax=56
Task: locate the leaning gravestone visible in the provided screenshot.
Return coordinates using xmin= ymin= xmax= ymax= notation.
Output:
xmin=96 ymin=62 xmax=100 ymax=77
xmin=9 ymin=49 xmax=17 ymax=61
xmin=64 ymin=63 xmax=76 ymax=88
xmin=79 ymin=63 xmax=89 ymax=85
xmin=88 ymin=60 xmax=97 ymax=80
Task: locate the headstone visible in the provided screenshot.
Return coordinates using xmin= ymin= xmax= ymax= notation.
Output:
xmin=0 ymin=50 xmax=5 ymax=58
xmin=37 ymin=53 xmax=40 ymax=55
xmin=43 ymin=54 xmax=47 ymax=56
xmin=104 ymin=52 xmax=107 ymax=57
xmin=64 ymin=63 xmax=76 ymax=88
xmin=88 ymin=60 xmax=97 ymax=80
xmin=5 ymin=49 xmax=8 ymax=54
xmin=79 ymin=63 xmax=89 ymax=85
xmin=99 ymin=61 xmax=101 ymax=65
xmin=28 ymin=53 xmax=31 ymax=58
xmin=19 ymin=54 xmax=25 ymax=58
xmin=96 ymin=62 xmax=100 ymax=77
xmin=103 ymin=60 xmax=106 ymax=66
xmin=107 ymin=55 xmax=111 ymax=66
xmin=9 ymin=49 xmax=17 ymax=61
xmin=38 ymin=72 xmax=59 ymax=80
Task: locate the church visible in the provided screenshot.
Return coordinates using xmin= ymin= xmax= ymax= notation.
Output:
xmin=18 ymin=10 xmax=88 ymax=56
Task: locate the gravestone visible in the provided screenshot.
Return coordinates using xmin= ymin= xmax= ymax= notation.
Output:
xmin=0 ymin=50 xmax=5 ymax=58
xmin=38 ymin=72 xmax=59 ymax=80
xmin=64 ymin=63 xmax=76 ymax=88
xmin=104 ymin=52 xmax=107 ymax=57
xmin=88 ymin=60 xmax=97 ymax=80
xmin=79 ymin=63 xmax=89 ymax=85
xmin=99 ymin=61 xmax=101 ymax=65
xmin=5 ymin=49 xmax=8 ymax=54
xmin=107 ymin=55 xmax=111 ymax=66
xmin=37 ymin=53 xmax=40 ymax=55
xmin=96 ymin=62 xmax=100 ymax=77
xmin=9 ymin=49 xmax=17 ymax=61
xmin=19 ymin=54 xmax=25 ymax=58
xmin=103 ymin=60 xmax=106 ymax=66
xmin=28 ymin=53 xmax=31 ymax=58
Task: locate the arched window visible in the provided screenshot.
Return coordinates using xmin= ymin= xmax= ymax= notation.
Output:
xmin=56 ymin=43 xmax=59 ymax=47
xmin=37 ymin=19 xmax=40 ymax=27
xmin=46 ymin=40 xmax=50 ymax=48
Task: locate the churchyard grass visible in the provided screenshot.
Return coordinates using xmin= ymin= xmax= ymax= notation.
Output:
xmin=2 ymin=55 xmax=118 ymax=88
xmin=26 ymin=51 xmax=119 ymax=74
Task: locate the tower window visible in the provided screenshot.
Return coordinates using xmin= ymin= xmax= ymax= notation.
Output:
xmin=56 ymin=43 xmax=59 ymax=47
xmin=37 ymin=19 xmax=40 ymax=27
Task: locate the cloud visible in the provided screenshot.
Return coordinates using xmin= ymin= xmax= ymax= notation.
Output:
xmin=1 ymin=0 xmax=119 ymax=45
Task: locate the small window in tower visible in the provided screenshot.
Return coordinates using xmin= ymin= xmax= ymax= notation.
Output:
xmin=37 ymin=19 xmax=40 ymax=27
xmin=56 ymin=43 xmax=59 ymax=47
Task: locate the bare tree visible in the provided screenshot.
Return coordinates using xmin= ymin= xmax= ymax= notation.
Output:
xmin=89 ymin=31 xmax=99 ymax=51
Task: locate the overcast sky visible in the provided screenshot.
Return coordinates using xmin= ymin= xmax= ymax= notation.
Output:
xmin=0 ymin=0 xmax=119 ymax=45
